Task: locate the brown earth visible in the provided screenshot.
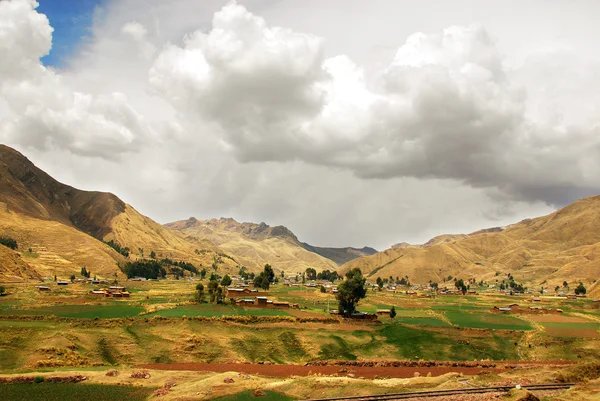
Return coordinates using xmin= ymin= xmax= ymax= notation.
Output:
xmin=527 ymin=315 xmax=594 ymax=323
xmin=139 ymin=362 xmax=507 ymax=379
xmin=544 ymin=327 xmax=600 ymax=338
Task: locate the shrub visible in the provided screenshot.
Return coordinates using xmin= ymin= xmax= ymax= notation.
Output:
xmin=0 ymin=236 xmax=17 ymax=250
xmin=33 ymin=376 xmax=44 ymax=383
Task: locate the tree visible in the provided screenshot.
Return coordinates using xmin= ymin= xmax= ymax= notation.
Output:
xmin=320 ymin=285 xmax=326 ymax=293
xmin=563 ymin=281 xmax=569 ymax=288
xmin=376 ymin=277 xmax=383 ymax=290
xmin=335 ymin=268 xmax=367 ymax=317
xmin=0 ymin=286 xmax=5 ymax=295
xmin=200 ymin=268 xmax=207 ymax=279
xmin=305 ymin=267 xmax=317 ymax=280
xmin=69 ymin=274 xmax=76 ymax=283
xmin=195 ymin=283 xmax=205 ymax=303
xmin=455 ymin=279 xmax=467 ymax=294
xmin=389 ymin=306 xmax=397 ymax=319
xmin=207 ymin=280 xmax=224 ymax=303
xmin=575 ymin=282 xmax=587 ymax=295
xmin=150 ymin=251 xmax=156 ymax=259
xmin=263 ymin=264 xmax=275 ymax=282
xmin=254 ymin=274 xmax=270 ymax=290
xmin=221 ymin=274 xmax=232 ymax=287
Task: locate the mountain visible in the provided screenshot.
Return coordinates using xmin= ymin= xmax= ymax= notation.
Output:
xmin=300 ymin=243 xmax=377 ymax=265
xmin=0 ymin=145 xmax=237 ymax=280
xmin=340 ymin=195 xmax=600 ymax=287
xmin=166 ymin=217 xmax=341 ymax=273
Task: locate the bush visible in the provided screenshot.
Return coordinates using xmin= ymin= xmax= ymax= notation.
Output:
xmin=33 ymin=376 xmax=44 ymax=383
xmin=0 ymin=236 xmax=17 ymax=250
xmin=575 ymin=282 xmax=587 ymax=295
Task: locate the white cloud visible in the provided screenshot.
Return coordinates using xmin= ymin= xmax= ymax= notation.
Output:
xmin=149 ymin=4 xmax=600 ymax=206
xmin=0 ymin=0 xmax=152 ymax=159
xmin=2 ymin=0 xmax=599 ymax=249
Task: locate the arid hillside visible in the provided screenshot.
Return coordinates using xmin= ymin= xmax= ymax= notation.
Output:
xmin=0 ymin=146 xmax=236 ymax=280
xmin=166 ymin=217 xmax=340 ymax=273
xmin=341 ymin=195 xmax=600 ymax=287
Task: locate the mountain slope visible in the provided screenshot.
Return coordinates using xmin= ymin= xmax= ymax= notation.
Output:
xmin=0 ymin=145 xmax=237 ymax=280
xmin=0 ymin=145 xmax=125 ymax=239
xmin=340 ymin=195 xmax=600 ymax=286
xmin=166 ymin=217 xmax=341 ymax=273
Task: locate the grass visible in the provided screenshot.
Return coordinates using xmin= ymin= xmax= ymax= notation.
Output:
xmin=445 ymin=312 xmax=533 ymax=330
xmin=0 ymin=305 xmax=143 ymax=319
xmin=394 ymin=317 xmax=451 ymax=327
xmin=211 ymin=390 xmax=295 ymax=401
xmin=0 ymin=383 xmax=155 ymax=401
xmin=379 ymin=321 xmax=521 ymax=360
xmin=148 ymin=304 xmax=291 ymax=318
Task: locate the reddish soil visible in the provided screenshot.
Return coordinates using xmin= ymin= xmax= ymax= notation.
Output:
xmin=527 ymin=315 xmax=593 ymax=323
xmin=545 ymin=327 xmax=600 ymax=338
xmin=139 ymin=363 xmax=507 ymax=379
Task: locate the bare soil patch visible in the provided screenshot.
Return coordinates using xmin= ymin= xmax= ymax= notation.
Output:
xmin=527 ymin=315 xmax=593 ymax=323
xmin=544 ymin=327 xmax=600 ymax=338
xmin=139 ymin=362 xmax=506 ymax=379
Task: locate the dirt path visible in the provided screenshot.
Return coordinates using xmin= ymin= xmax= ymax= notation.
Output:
xmin=138 ymin=363 xmax=509 ymax=379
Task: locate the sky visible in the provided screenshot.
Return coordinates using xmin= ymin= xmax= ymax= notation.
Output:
xmin=1 ymin=0 xmax=600 ymax=250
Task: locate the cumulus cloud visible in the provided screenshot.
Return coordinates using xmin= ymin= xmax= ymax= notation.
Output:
xmin=2 ymin=0 xmax=599 ymax=249
xmin=149 ymin=2 xmax=600 ymax=206
xmin=0 ymin=0 xmax=151 ymax=159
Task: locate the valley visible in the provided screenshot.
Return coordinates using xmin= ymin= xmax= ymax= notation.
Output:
xmin=1 ymin=144 xmax=600 ymax=400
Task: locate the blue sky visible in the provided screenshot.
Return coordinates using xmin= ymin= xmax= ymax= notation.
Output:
xmin=37 ymin=0 xmax=106 ymax=67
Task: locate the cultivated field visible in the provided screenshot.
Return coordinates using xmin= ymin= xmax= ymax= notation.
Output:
xmin=0 ymin=279 xmax=599 ymax=400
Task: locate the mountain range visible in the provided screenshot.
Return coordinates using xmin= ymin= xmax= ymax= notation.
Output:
xmin=0 ymin=145 xmax=373 ymax=281
xmin=0 ymin=144 xmax=599 ymax=290
xmin=339 ymin=196 xmax=600 ymax=288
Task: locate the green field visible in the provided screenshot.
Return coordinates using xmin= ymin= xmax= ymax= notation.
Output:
xmin=148 ymin=304 xmax=291 ymax=318
xmin=395 ymin=317 xmax=451 ymax=327
xmin=380 ymin=321 xmax=521 ymax=360
xmin=445 ymin=312 xmax=533 ymax=330
xmin=0 ymin=383 xmax=155 ymax=401
xmin=0 ymin=304 xmax=144 ymax=319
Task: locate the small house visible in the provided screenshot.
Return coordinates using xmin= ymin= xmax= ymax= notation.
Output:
xmin=254 ymin=296 xmax=268 ymax=306
xmin=35 ymin=286 xmax=51 ymax=292
xmin=272 ymin=301 xmax=290 ymax=308
xmin=57 ymin=281 xmax=69 ymax=286
xmin=376 ymin=309 xmax=391 ymax=315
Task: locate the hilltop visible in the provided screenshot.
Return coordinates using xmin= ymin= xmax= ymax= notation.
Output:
xmin=341 ymin=195 xmax=600 ymax=287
